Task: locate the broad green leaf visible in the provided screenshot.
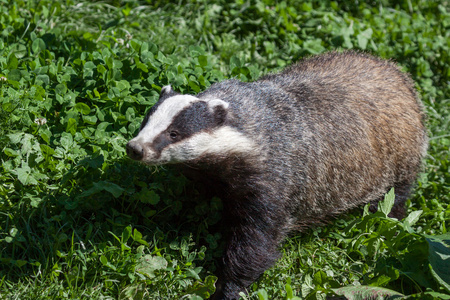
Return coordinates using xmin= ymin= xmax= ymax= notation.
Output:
xmin=82 ymin=115 xmax=98 ymax=125
xmin=4 ymin=148 xmax=19 ymax=157
xmin=256 ymin=289 xmax=269 ymax=300
xmin=94 ymin=181 xmax=124 ymax=198
xmin=186 ymin=268 xmax=201 ymax=280
xmin=379 ymin=188 xmax=395 ymax=217
xmin=134 ymin=188 xmax=161 ymax=205
xmin=132 ymin=229 xmax=148 ymax=246
xmin=36 ymin=74 xmax=50 ymax=86
xmin=403 ymin=210 xmax=423 ymax=227
xmin=79 ymin=155 xmax=104 ymax=169
xmin=7 ymin=53 xmax=19 ymax=69
xmin=78 ymin=185 xmax=103 ymax=198
xmin=188 ymin=78 xmax=200 ymax=93
xmin=230 ymin=56 xmax=241 ymax=70
xmin=9 ymin=228 xmax=19 ymax=237
xmin=113 ymin=59 xmax=123 ymax=69
xmin=286 ymin=283 xmax=294 ymax=299
xmin=125 ymin=107 xmax=135 ymax=122
xmin=368 ymin=273 xmax=396 ymax=287
xmin=303 ymin=38 xmax=325 ymax=54
xmin=426 ymin=233 xmax=450 ymax=293
xmin=16 ymin=165 xmax=38 ymax=185
xmin=60 ymin=132 xmax=73 ymax=150
xmin=420 ymin=292 xmax=450 ymax=299
xmin=333 ymin=285 xmax=404 ymax=299
xmin=74 ymin=102 xmax=91 ymax=115
xmin=133 ymin=229 xmax=142 ymax=241
xmin=40 ymin=129 xmax=51 ymax=144
xmin=8 ymin=69 xmax=21 ymax=81
xmin=100 ymin=255 xmax=108 ymax=266
xmin=84 ymin=61 xmax=96 ymax=70
xmin=122 ymin=226 xmax=132 ymax=243
xmin=341 ymin=25 xmax=354 ymax=48
xmin=198 ymin=55 xmax=208 ymax=67
xmin=157 ymin=51 xmax=172 ymax=64
xmin=55 ymin=83 xmax=67 ymax=95
xmin=15 ymin=260 xmax=27 ymax=268
xmin=40 ymin=144 xmax=55 ymax=156
xmin=119 ymin=283 xmax=146 ymax=300
xmin=136 ymin=255 xmax=167 ymax=278
xmin=313 ymin=270 xmax=327 ymax=285
xmin=116 ymin=80 xmax=130 ymax=91
xmin=357 ymin=28 xmax=373 ymax=49
xmin=134 ymin=56 xmax=148 ymax=72
xmin=8 ymin=132 xmax=24 ymax=144
xmin=108 ymin=87 xmax=121 ymax=100
xmin=97 ymin=64 xmax=107 ymax=75
xmin=32 ymin=38 xmax=46 ymax=53
xmin=77 ymin=181 xmax=123 ymax=198
xmin=66 ymin=118 xmax=77 ymax=135
xmin=20 ymin=134 xmax=33 ymax=155
xmin=10 ymin=43 xmax=27 ymax=58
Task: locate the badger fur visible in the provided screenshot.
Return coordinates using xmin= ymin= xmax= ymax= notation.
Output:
xmin=126 ymin=51 xmax=428 ymax=300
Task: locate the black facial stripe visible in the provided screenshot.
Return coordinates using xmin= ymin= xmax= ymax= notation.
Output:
xmin=148 ymin=133 xmax=172 ymax=158
xmin=169 ymin=101 xmax=216 ymax=139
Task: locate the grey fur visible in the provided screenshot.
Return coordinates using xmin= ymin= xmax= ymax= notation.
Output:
xmin=127 ymin=51 xmax=428 ymax=300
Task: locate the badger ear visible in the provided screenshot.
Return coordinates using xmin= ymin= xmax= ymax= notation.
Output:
xmin=159 ymin=85 xmax=178 ymax=100
xmin=208 ymin=99 xmax=229 ymax=126
xmin=161 ymin=85 xmax=172 ymax=95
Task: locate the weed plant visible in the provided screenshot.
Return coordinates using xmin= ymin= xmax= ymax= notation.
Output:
xmin=0 ymin=0 xmax=449 ymax=299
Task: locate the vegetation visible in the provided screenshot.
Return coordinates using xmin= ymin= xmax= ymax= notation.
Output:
xmin=0 ymin=0 xmax=449 ymax=299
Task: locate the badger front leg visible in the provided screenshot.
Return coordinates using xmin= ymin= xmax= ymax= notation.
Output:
xmin=211 ymin=198 xmax=288 ymax=300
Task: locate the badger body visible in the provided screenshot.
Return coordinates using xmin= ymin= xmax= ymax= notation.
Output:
xmin=126 ymin=51 xmax=427 ymax=300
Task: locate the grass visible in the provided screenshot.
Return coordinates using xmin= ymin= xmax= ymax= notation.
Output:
xmin=0 ymin=0 xmax=449 ymax=299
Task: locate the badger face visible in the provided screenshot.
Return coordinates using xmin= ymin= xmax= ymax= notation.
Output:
xmin=126 ymin=86 xmax=254 ymax=166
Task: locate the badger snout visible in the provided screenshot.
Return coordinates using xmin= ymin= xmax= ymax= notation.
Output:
xmin=126 ymin=140 xmax=145 ymax=161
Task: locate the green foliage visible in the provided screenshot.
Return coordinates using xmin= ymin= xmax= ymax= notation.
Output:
xmin=252 ymin=191 xmax=450 ymax=299
xmin=0 ymin=0 xmax=449 ymax=299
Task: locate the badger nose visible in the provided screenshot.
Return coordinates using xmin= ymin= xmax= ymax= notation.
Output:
xmin=126 ymin=140 xmax=144 ymax=161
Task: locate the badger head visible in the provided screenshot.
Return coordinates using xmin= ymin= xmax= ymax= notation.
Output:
xmin=126 ymin=85 xmax=254 ymax=165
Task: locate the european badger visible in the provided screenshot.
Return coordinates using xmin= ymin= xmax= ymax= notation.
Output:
xmin=126 ymin=51 xmax=428 ymax=300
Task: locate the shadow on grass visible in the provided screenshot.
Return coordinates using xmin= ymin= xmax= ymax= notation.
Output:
xmin=0 ymin=154 xmax=224 ymax=288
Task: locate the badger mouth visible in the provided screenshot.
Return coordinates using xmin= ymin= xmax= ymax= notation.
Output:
xmin=126 ymin=140 xmax=164 ymax=165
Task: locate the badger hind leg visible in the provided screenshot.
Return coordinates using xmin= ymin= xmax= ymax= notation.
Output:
xmin=389 ymin=182 xmax=414 ymax=219
xmin=369 ymin=182 xmax=413 ymax=219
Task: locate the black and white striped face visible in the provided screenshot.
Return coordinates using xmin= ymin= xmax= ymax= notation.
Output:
xmin=126 ymin=86 xmax=254 ymax=165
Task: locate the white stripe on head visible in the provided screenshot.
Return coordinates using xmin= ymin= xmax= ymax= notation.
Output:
xmin=134 ymin=94 xmax=199 ymax=144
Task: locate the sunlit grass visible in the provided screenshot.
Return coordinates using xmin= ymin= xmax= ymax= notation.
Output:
xmin=0 ymin=0 xmax=449 ymax=299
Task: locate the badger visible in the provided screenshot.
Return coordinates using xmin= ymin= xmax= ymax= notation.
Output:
xmin=126 ymin=51 xmax=428 ymax=300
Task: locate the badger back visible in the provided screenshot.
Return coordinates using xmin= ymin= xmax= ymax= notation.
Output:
xmin=253 ymin=51 xmax=428 ymax=217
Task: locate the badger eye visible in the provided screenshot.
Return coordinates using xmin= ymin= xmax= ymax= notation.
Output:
xmin=169 ymin=131 xmax=178 ymax=140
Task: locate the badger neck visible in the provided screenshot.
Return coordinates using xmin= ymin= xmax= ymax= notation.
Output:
xmin=179 ymin=152 xmax=264 ymax=191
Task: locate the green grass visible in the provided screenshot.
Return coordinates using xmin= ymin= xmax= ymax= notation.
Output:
xmin=1 ymin=0 xmax=449 ymax=299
